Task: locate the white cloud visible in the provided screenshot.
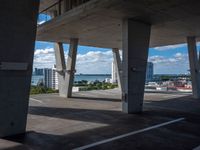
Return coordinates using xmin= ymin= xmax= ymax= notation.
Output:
xmin=154 ymin=44 xmax=186 ymax=51
xmin=34 ymin=48 xmax=54 ymax=55
xmin=33 ymin=48 xmax=113 ymax=74
xmin=33 ymin=48 xmax=56 ymax=68
xmin=149 ymin=52 xmax=189 ymax=74
xmin=76 ymin=51 xmax=113 ymax=74
xmin=153 ymin=42 xmax=200 ymax=51
xmin=33 ymin=47 xmax=189 ymax=74
xmin=174 ymin=52 xmax=182 ymax=57
xmin=174 ymin=52 xmax=187 ymax=61
xmin=148 ymin=55 xmax=165 ymax=63
xmin=149 ymin=52 xmax=187 ymax=64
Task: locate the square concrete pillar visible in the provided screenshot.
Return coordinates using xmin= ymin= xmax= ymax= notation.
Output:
xmin=187 ymin=36 xmax=200 ymax=99
xmin=122 ymin=19 xmax=151 ymax=113
xmin=0 ymin=0 xmax=39 ymax=137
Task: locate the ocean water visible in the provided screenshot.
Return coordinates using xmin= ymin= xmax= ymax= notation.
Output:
xmin=31 ymin=74 xmax=111 ymax=85
xmin=74 ymin=74 xmax=111 ymax=82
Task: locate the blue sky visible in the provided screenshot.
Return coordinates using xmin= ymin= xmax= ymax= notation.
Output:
xmin=34 ymin=41 xmax=196 ymax=74
xmin=148 ymin=44 xmax=190 ymax=74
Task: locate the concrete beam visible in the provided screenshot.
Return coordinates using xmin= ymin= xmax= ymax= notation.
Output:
xmin=65 ymin=38 xmax=79 ymax=98
xmin=122 ymin=19 xmax=151 ymax=113
xmin=112 ymin=48 xmax=122 ymax=92
xmin=187 ymin=36 xmax=200 ymax=99
xmin=0 ymin=0 xmax=39 ymax=137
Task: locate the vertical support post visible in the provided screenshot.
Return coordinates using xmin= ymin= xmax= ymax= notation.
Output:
xmin=63 ymin=0 xmax=69 ymax=12
xmin=0 ymin=0 xmax=39 ymax=137
xmin=199 ymin=50 xmax=200 ymax=65
xmin=54 ymin=43 xmax=67 ymax=97
xmin=112 ymin=48 xmax=122 ymax=91
xmin=51 ymin=9 xmax=68 ymax=97
xmin=122 ymin=19 xmax=151 ymax=113
xmin=69 ymin=0 xmax=72 ymax=9
xmin=65 ymin=38 xmax=79 ymax=98
xmin=187 ymin=36 xmax=200 ymax=99
xmin=58 ymin=0 xmax=62 ymax=15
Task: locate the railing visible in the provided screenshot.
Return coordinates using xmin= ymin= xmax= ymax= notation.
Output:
xmin=38 ymin=0 xmax=91 ymax=25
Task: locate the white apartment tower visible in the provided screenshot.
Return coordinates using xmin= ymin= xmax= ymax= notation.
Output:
xmin=111 ymin=61 xmax=118 ymax=83
xmin=44 ymin=65 xmax=59 ymax=90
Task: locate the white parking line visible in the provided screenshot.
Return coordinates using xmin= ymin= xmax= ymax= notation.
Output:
xmin=30 ymin=98 xmax=44 ymax=104
xmin=73 ymin=118 xmax=185 ymax=150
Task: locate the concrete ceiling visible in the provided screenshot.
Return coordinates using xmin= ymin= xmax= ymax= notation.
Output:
xmin=37 ymin=0 xmax=200 ymax=48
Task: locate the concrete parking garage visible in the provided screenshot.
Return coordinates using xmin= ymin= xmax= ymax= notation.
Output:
xmin=1 ymin=89 xmax=200 ymax=150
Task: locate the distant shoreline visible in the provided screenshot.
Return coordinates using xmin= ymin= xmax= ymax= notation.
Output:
xmin=75 ymin=74 xmax=111 ymax=76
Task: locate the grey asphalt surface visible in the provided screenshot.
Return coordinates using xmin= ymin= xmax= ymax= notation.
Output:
xmin=1 ymin=89 xmax=200 ymax=150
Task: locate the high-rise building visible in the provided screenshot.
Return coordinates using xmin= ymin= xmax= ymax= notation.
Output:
xmin=44 ymin=65 xmax=58 ymax=90
xmin=44 ymin=68 xmax=52 ymax=88
xmin=31 ymin=68 xmax=44 ymax=86
xmin=146 ymin=62 xmax=154 ymax=82
xmin=111 ymin=61 xmax=118 ymax=83
xmin=52 ymin=65 xmax=59 ymax=90
xmin=34 ymin=68 xmax=44 ymax=75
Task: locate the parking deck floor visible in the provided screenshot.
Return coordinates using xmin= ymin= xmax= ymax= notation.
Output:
xmin=1 ymin=89 xmax=200 ymax=150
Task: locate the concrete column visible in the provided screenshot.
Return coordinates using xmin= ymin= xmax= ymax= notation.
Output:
xmin=0 ymin=0 xmax=39 ymax=137
xmin=187 ymin=36 xmax=200 ymax=99
xmin=51 ymin=9 xmax=68 ymax=97
xmin=65 ymin=38 xmax=79 ymax=98
xmin=112 ymin=48 xmax=122 ymax=91
xmin=122 ymin=19 xmax=151 ymax=113
xmin=58 ymin=0 xmax=62 ymax=15
xmin=54 ymin=43 xmax=67 ymax=97
xmin=63 ymin=0 xmax=70 ymax=12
